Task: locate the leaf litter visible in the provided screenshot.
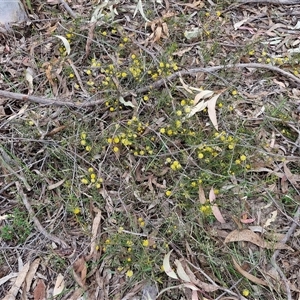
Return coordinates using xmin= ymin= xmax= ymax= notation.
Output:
xmin=0 ymin=0 xmax=300 ymax=299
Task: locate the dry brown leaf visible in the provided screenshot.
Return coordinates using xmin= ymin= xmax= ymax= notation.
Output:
xmin=264 ymin=210 xmax=277 ymax=228
xmin=47 ymin=179 xmax=66 ymax=191
xmin=182 ymin=261 xmax=219 ymax=292
xmin=198 ymin=185 xmax=206 ymax=204
xmin=25 ymin=258 xmax=40 ymax=292
xmin=73 ymin=257 xmax=87 ymax=288
xmin=53 ymin=273 xmax=64 ymax=297
xmin=211 ymin=205 xmax=226 ymax=224
xmin=162 ymin=22 xmax=169 ymax=37
xmin=153 ymin=26 xmax=163 ymax=44
xmin=232 ymin=258 xmax=268 ymax=286
xmin=209 ymin=188 xmax=225 ymax=223
xmin=207 ymin=92 xmax=222 ymax=131
xmin=249 ymin=167 xmax=284 ymax=178
xmin=33 ymin=279 xmax=46 ymax=300
xmin=3 ymin=261 xmax=30 ymax=300
xmin=225 ymin=229 xmax=293 ymax=251
xmin=173 ymin=46 xmax=193 ymax=57
xmin=90 ymin=210 xmax=102 ymax=257
xmin=283 ymin=161 xmax=300 ymax=183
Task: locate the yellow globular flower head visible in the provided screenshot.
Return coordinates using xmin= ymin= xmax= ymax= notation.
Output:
xmin=113 ymin=136 xmax=120 ymax=143
xmin=200 ymin=204 xmax=212 ymax=216
xmin=167 ymin=129 xmax=173 ymax=136
xmin=88 ymin=167 xmax=94 ymax=173
xmin=242 ymin=289 xmax=250 ymax=297
xmin=165 ymin=190 xmax=172 ymax=196
xmin=232 ymin=90 xmax=238 ymax=96
xmin=142 ymin=240 xmax=149 ymax=247
xmin=240 ymin=155 xmax=247 ymax=161
xmin=73 ymin=207 xmax=81 ymax=215
xmin=81 ymin=132 xmax=87 ymax=139
xmin=184 ymin=106 xmax=191 ymax=113
xmin=126 ymin=270 xmax=133 ymax=277
xmin=160 ymin=128 xmax=166 ymax=134
xmin=126 ymin=240 xmax=133 ymax=247
xmin=113 ymin=146 xmax=119 ymax=153
xmin=81 ymin=178 xmax=89 ymax=185
xmin=87 ymin=80 xmax=95 ymax=86
xmin=175 ymin=120 xmax=181 ymax=128
xmin=80 ymin=140 xmax=87 ymax=146
xmin=170 ymin=160 xmax=181 ymax=170
xmin=86 ymin=145 xmax=92 ymax=151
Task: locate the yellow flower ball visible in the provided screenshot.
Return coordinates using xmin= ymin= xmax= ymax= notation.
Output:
xmin=81 ymin=178 xmax=89 ymax=184
xmin=142 ymin=240 xmax=149 ymax=247
xmin=242 ymin=289 xmax=250 ymax=297
xmin=73 ymin=207 xmax=81 ymax=214
xmin=240 ymin=155 xmax=247 ymax=161
xmin=165 ymin=190 xmax=172 ymax=196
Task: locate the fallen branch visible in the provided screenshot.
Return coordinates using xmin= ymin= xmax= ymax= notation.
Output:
xmin=238 ymin=0 xmax=300 ymax=4
xmin=1 ymin=63 xmax=300 ymax=108
xmin=59 ymin=0 xmax=78 ymax=18
xmin=16 ymin=181 xmax=69 ymax=249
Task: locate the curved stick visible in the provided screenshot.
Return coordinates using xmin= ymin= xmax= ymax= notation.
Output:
xmin=0 ymin=63 xmax=299 ymax=108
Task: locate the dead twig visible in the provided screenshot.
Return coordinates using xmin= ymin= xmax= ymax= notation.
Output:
xmin=59 ymin=0 xmax=77 ymax=18
xmin=16 ymin=181 xmax=69 ymax=248
xmin=1 ymin=63 xmax=300 ymax=108
xmin=270 ymin=258 xmax=292 ymax=300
